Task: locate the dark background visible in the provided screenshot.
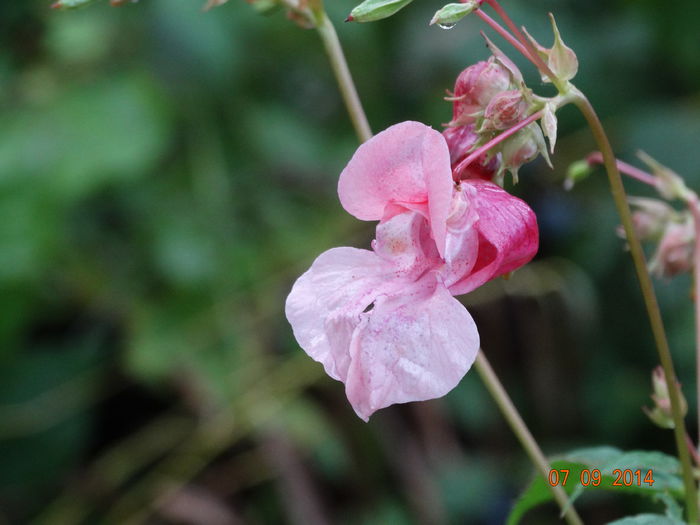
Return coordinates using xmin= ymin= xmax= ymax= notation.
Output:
xmin=1 ymin=0 xmax=699 ymax=523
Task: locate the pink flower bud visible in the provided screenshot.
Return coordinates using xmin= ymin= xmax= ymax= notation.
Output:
xmin=650 ymin=218 xmax=694 ymax=278
xmin=451 ymin=58 xmax=511 ymax=126
xmin=643 ymin=366 xmax=687 ymax=429
xmin=482 ymin=90 xmax=528 ymax=131
xmin=442 ymin=125 xmax=499 ymax=180
xmin=501 ymin=123 xmax=549 ymax=181
xmin=625 ymin=197 xmax=674 ymax=241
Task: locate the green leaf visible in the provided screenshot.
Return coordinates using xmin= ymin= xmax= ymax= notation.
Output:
xmin=507 ymin=460 xmax=580 ymax=525
xmin=607 ymin=514 xmax=686 ymax=525
xmin=429 ymin=2 xmax=478 ymax=27
xmin=348 ymin=0 xmax=414 ymax=23
xmin=507 ymin=447 xmax=685 ymax=525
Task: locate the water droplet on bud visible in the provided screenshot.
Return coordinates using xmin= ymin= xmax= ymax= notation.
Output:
xmin=438 ymin=22 xmax=456 ymax=30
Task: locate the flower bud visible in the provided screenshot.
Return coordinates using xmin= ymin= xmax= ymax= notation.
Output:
xmin=564 ymin=160 xmax=593 ymax=191
xmin=637 ymin=151 xmax=691 ymax=201
xmin=643 ymin=366 xmax=687 ymax=429
xmin=501 ymin=122 xmax=550 ymax=182
xmin=347 ymin=0 xmax=414 ymax=23
xmin=203 ymin=0 xmax=229 ymax=10
xmin=481 ymin=90 xmax=528 ymax=131
xmin=51 ymin=0 xmax=100 ymax=8
xmin=430 ymin=1 xmax=479 ymax=28
xmin=650 ymin=217 xmax=694 ymax=278
xmin=625 ymin=197 xmax=674 ymax=241
xmin=450 ymin=58 xmax=511 ymax=125
xmin=442 ymin=125 xmax=499 ymax=180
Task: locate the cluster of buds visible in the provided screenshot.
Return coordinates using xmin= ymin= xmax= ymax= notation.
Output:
xmin=624 ymin=198 xmax=695 ymax=278
xmin=614 ymin=153 xmax=698 ymax=279
xmin=443 ymin=40 xmax=552 ymax=185
xmin=643 ymin=366 xmax=687 ymax=429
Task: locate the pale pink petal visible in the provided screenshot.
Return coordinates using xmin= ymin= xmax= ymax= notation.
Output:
xmin=285 ymin=247 xmax=400 ymax=381
xmin=448 ymin=179 xmax=538 ymax=295
xmin=344 ymin=276 xmax=480 ymax=421
xmin=441 ymin=185 xmax=481 ymax=287
xmin=372 ymin=211 xmax=439 ymax=278
xmin=337 ymin=121 xmax=453 ymax=256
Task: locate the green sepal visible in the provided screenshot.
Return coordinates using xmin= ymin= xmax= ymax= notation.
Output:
xmin=347 ymin=0 xmax=414 ymax=23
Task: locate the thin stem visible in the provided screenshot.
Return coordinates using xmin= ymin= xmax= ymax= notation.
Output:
xmin=474 ymin=9 xmax=534 ymax=66
xmin=314 ymin=11 xmax=372 ymax=143
xmin=483 ymin=0 xmax=559 ymax=87
xmin=687 ymin=431 xmax=700 ymax=468
xmin=586 ymin=152 xmax=657 ymax=188
xmin=688 ymin=197 xmax=700 ymax=453
xmin=453 ymin=110 xmax=543 ymax=180
xmin=474 ymin=351 xmax=583 ymax=525
xmin=573 ymin=92 xmax=699 ymax=524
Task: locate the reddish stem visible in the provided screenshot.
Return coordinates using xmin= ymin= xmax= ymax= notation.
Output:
xmin=587 ymin=152 xmax=657 ymax=187
xmin=474 ymin=10 xmax=534 ymax=66
xmin=483 ymin=0 xmax=557 ymax=83
xmin=453 ymin=110 xmax=543 ymax=180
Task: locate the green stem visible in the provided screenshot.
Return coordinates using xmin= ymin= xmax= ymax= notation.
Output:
xmin=314 ymin=11 xmax=372 ymax=143
xmin=688 ymin=197 xmax=700 ymax=454
xmin=475 ymin=351 xmax=583 ymax=525
xmin=572 ymin=91 xmax=699 ymax=524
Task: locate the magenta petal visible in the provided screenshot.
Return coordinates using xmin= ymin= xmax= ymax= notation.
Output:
xmin=337 ymin=121 xmax=453 ymax=256
xmin=285 ymin=247 xmax=398 ymax=382
xmin=344 ymin=276 xmax=480 ymax=421
xmin=448 ymin=180 xmax=539 ymax=295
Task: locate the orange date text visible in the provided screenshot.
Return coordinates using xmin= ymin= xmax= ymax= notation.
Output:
xmin=547 ymin=469 xmax=655 ymax=487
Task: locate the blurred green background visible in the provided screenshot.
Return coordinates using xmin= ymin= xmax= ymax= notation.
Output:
xmin=1 ymin=0 xmax=699 ymax=523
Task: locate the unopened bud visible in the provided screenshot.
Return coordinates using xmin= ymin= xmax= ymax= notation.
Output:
xmin=643 ymin=366 xmax=687 ymax=429
xmin=481 ymin=90 xmax=528 ymax=131
xmin=348 ymin=0 xmax=414 ymax=23
xmin=442 ymin=125 xmax=499 ymax=180
xmin=51 ymin=0 xmax=100 ymax=8
xmin=501 ymin=122 xmax=550 ymax=182
xmin=564 ymin=160 xmax=592 ymax=191
xmin=203 ymin=0 xmax=229 ymax=10
xmin=637 ymin=151 xmax=691 ymax=202
xmin=650 ymin=217 xmax=694 ymax=278
xmin=451 ymin=58 xmax=511 ymax=125
xmin=625 ymin=197 xmax=674 ymax=241
xmin=430 ymin=1 xmax=479 ymax=27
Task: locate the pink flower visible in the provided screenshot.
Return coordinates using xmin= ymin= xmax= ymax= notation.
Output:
xmin=285 ymin=122 xmax=538 ymax=420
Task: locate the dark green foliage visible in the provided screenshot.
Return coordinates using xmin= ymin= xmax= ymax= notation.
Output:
xmin=1 ymin=0 xmax=699 ymax=523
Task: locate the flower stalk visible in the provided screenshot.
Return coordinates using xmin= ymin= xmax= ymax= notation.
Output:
xmin=474 ymin=351 xmax=583 ymax=525
xmin=687 ymin=196 xmax=700 ymax=455
xmin=482 ymin=0 xmax=560 ymax=88
xmin=572 ymin=92 xmax=699 ymax=524
xmin=313 ymin=9 xmax=372 ymax=143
